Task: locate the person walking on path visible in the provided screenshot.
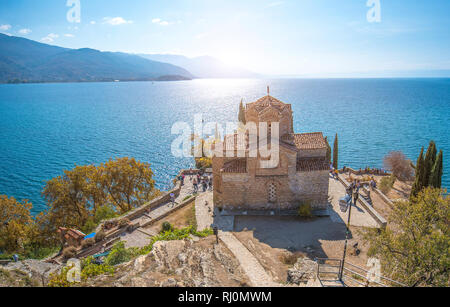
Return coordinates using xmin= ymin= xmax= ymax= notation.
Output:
xmin=193 ymin=178 xmax=198 ymax=193
xmin=170 ymin=193 xmax=176 ymax=208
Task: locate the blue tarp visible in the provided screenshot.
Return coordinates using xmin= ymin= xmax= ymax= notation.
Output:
xmin=84 ymin=233 xmax=96 ymax=240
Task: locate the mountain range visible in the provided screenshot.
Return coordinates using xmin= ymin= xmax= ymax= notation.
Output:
xmin=0 ymin=34 xmax=258 ymax=83
xmin=138 ymin=54 xmax=260 ymax=79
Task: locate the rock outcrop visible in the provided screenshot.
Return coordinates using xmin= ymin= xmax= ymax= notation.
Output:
xmin=0 ymin=260 xmax=61 ymax=287
xmin=85 ymin=236 xmax=249 ymax=287
xmin=287 ymin=257 xmax=318 ymax=286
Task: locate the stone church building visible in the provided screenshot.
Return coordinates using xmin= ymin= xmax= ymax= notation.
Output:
xmin=212 ymin=93 xmax=330 ymax=213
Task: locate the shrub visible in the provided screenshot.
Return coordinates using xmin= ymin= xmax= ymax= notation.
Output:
xmin=47 ymin=265 xmax=76 ymax=287
xmin=105 ymin=242 xmax=133 ymax=266
xmin=298 ymin=202 xmax=312 ymax=218
xmin=81 ymin=257 xmax=115 ymax=280
xmin=62 ymin=247 xmax=77 ymax=260
xmin=379 ymin=174 xmax=396 ymax=194
xmin=94 ymin=230 xmax=106 ymax=243
xmin=383 ymin=151 xmax=414 ymax=181
xmin=118 ymin=218 xmax=130 ymax=229
xmin=81 ymin=238 xmax=95 ymax=249
xmin=161 ymin=222 xmax=173 ymax=233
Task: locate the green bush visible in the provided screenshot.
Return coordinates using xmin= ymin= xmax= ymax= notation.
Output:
xmin=380 ymin=174 xmax=396 ymax=194
xmin=81 ymin=257 xmax=115 ymax=281
xmin=105 ymin=242 xmax=134 ymax=266
xmin=298 ymin=202 xmax=312 ymax=218
xmin=161 ymin=222 xmax=174 ymax=233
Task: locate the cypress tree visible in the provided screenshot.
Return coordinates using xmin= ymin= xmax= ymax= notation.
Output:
xmin=411 ymin=147 xmax=425 ymax=198
xmin=325 ymin=137 xmax=332 ymax=164
xmin=430 ymin=150 xmax=443 ymax=189
xmin=333 ymin=134 xmax=338 ymax=170
xmin=238 ymin=100 xmax=246 ymax=124
xmin=423 ymin=141 xmax=437 ymax=187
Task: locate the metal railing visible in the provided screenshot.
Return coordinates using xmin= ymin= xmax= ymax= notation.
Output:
xmin=316 ymin=258 xmax=407 ymax=287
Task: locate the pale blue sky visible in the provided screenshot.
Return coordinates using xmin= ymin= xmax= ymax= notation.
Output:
xmin=1 ymin=0 xmax=449 ymax=76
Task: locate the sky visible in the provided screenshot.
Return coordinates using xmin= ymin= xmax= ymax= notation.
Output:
xmin=0 ymin=0 xmax=449 ymax=76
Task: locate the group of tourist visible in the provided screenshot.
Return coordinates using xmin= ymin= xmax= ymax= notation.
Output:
xmin=342 ymin=165 xmax=386 ymax=176
xmin=191 ymin=173 xmax=213 ymax=193
xmin=329 ymin=164 xmax=340 ymax=179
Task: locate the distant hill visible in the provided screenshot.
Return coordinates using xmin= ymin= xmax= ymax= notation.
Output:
xmin=0 ymin=34 xmax=193 ymax=83
xmin=138 ymin=54 xmax=260 ymax=79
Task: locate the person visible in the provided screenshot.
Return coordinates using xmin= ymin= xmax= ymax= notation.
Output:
xmin=193 ymin=178 xmax=198 ymax=193
xmin=356 ymin=180 xmax=361 ymax=193
xmin=208 ymin=177 xmax=213 ymax=190
xmin=202 ymin=180 xmax=207 ymax=192
xmin=170 ymin=193 xmax=175 ymax=207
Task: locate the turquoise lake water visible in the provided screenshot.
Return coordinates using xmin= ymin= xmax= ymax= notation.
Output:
xmin=0 ymin=78 xmax=449 ymax=214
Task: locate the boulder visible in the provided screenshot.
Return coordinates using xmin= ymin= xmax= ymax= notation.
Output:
xmin=287 ymin=257 xmax=318 ymax=285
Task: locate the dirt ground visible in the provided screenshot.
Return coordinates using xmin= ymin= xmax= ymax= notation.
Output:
xmin=146 ymin=202 xmax=195 ymax=233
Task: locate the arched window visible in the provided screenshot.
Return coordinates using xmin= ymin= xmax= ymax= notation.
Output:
xmin=268 ymin=182 xmax=277 ymax=203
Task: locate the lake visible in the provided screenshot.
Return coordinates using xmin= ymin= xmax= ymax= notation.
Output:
xmin=0 ymin=78 xmax=449 ymax=214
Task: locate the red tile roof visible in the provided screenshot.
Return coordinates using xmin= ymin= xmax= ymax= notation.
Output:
xmin=222 ymin=159 xmax=247 ymax=173
xmin=246 ymin=95 xmax=292 ymax=113
xmin=293 ymin=133 xmax=327 ymax=150
xmin=297 ymin=157 xmax=329 ymax=172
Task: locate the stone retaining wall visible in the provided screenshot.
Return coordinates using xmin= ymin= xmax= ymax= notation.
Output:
xmin=337 ymin=174 xmax=387 ymax=228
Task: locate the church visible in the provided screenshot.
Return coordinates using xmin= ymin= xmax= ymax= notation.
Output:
xmin=212 ymin=91 xmax=330 ymax=213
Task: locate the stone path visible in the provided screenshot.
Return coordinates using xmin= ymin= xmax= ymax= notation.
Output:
xmin=195 ymin=191 xmax=214 ymax=231
xmin=218 ymin=231 xmax=279 ymax=287
xmin=328 ymin=178 xmax=379 ymax=228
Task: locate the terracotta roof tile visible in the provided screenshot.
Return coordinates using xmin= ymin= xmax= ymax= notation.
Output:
xmin=246 ymin=95 xmax=291 ymax=113
xmin=297 ymin=157 xmax=329 ymax=172
xmin=293 ymin=133 xmax=327 ymax=150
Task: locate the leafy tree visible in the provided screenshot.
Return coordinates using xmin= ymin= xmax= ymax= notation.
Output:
xmin=333 ymin=133 xmax=339 ymax=169
xmin=430 ymin=150 xmax=443 ymax=189
xmin=410 ymin=147 xmax=425 ymax=198
xmin=363 ymin=188 xmax=449 ymax=287
xmin=100 ymin=157 xmax=159 ymax=213
xmin=238 ymin=99 xmax=246 ymax=124
xmin=423 ymin=141 xmax=437 ymax=187
xmin=0 ymin=196 xmax=34 ymax=253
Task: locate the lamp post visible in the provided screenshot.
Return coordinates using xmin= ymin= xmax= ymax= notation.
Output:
xmin=339 ymin=189 xmax=359 ymax=282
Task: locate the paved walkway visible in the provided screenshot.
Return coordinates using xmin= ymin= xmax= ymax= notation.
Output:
xmin=328 ymin=178 xmax=379 ymax=228
xmin=218 ymin=231 xmax=279 ymax=287
xmin=196 ymin=191 xmax=214 ymax=231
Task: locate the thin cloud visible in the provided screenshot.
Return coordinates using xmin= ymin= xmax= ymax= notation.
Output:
xmin=64 ymin=33 xmax=75 ymax=38
xmin=0 ymin=24 xmax=12 ymax=31
xmin=18 ymin=28 xmax=32 ymax=35
xmin=103 ymin=17 xmax=133 ymax=26
xmin=90 ymin=21 xmax=96 ymax=25
xmin=41 ymin=33 xmax=59 ymax=43
xmin=152 ymin=18 xmax=173 ymax=26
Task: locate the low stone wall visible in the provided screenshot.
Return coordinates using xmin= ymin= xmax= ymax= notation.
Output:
xmin=373 ymin=188 xmax=394 ymax=208
xmin=340 ymin=167 xmax=390 ymax=176
xmin=140 ymin=196 xmax=197 ymax=228
xmin=337 ymin=174 xmax=387 ymax=228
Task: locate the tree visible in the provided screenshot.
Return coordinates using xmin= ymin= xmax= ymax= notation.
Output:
xmin=42 ymin=165 xmax=97 ymax=230
xmin=333 ymin=133 xmax=339 ymax=169
xmin=430 ymin=150 xmax=443 ymax=189
xmin=101 ymin=157 xmax=159 ymax=213
xmin=0 ymin=196 xmax=34 ymax=252
xmin=383 ymin=151 xmax=414 ymax=181
xmin=423 ymin=141 xmax=437 ymax=187
xmin=363 ymin=188 xmax=449 ymax=287
xmin=238 ymin=99 xmax=246 ymax=124
xmin=325 ymin=137 xmax=332 ymax=164
xmin=410 ymin=147 xmax=425 ymax=198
